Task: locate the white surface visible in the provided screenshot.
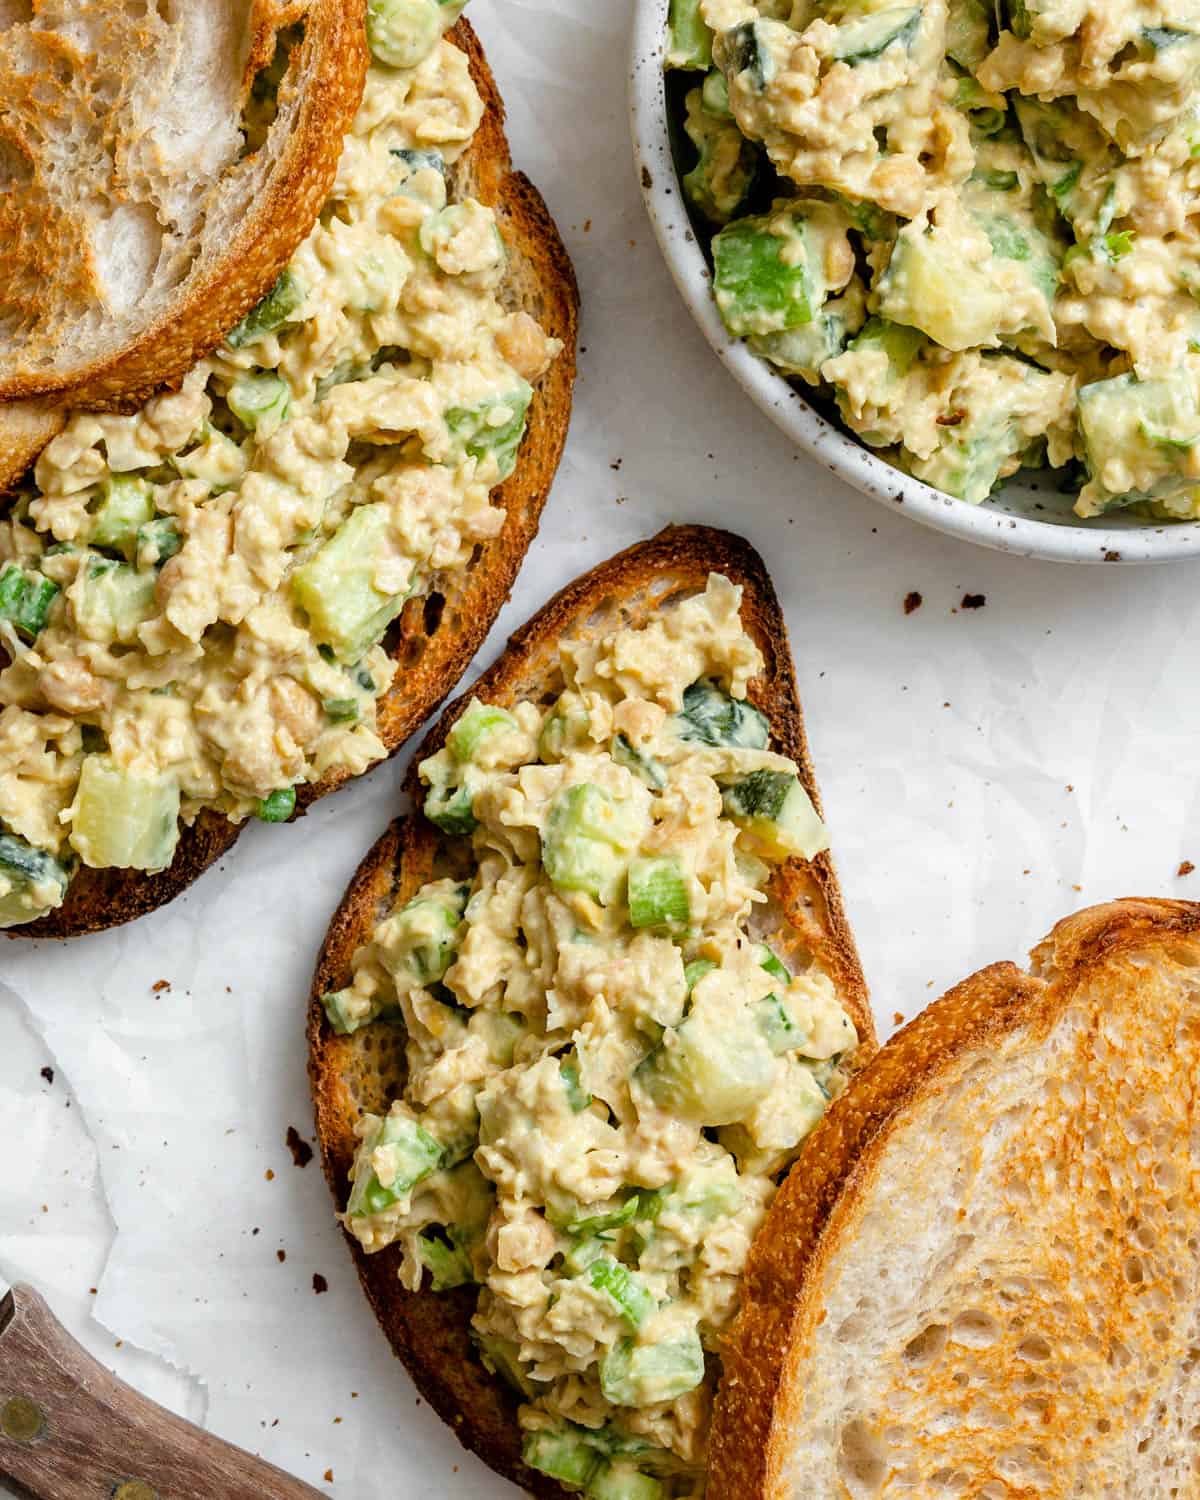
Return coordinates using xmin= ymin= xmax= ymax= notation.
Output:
xmin=629 ymin=0 xmax=1200 ymax=564
xmin=3 ymin=0 xmax=1200 ymax=1494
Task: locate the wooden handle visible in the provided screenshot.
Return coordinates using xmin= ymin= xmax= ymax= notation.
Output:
xmin=0 ymin=1286 xmax=327 ymax=1500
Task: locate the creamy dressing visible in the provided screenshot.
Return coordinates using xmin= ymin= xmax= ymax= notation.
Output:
xmin=670 ymin=0 xmax=1200 ymax=518
xmin=0 ymin=28 xmax=561 ymax=926
xmin=327 ymin=576 xmax=858 ymax=1498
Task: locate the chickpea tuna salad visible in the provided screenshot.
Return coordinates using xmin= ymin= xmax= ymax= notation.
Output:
xmin=323 ymin=575 xmax=859 ymax=1500
xmin=0 ymin=5 xmax=563 ymax=930
xmin=667 ymin=0 xmax=1200 ymax=518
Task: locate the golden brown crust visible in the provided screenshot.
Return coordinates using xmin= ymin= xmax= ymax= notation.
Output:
xmin=8 ymin=19 xmax=579 ymax=940
xmin=0 ymin=0 xmax=369 ymax=409
xmin=307 ymin=525 xmax=873 ymax=1496
xmin=710 ymin=897 xmax=1200 ymax=1500
xmin=0 ymin=401 xmax=66 ymax=495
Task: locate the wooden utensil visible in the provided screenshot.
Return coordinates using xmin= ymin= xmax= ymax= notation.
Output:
xmin=0 ymin=1285 xmax=328 ymax=1499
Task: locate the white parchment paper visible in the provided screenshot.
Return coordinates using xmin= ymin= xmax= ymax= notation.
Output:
xmin=4 ymin=0 xmax=1200 ymax=1492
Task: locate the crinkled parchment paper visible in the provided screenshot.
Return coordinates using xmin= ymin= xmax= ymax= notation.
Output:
xmin=5 ymin=0 xmax=1200 ymax=1492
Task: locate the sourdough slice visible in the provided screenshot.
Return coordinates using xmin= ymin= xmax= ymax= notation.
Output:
xmin=9 ymin=19 xmax=579 ymax=939
xmin=712 ymin=898 xmax=1200 ymax=1499
xmin=308 ymin=524 xmax=873 ymax=1497
xmin=0 ymin=401 xmax=65 ymax=495
xmin=0 ymin=0 xmax=367 ymax=408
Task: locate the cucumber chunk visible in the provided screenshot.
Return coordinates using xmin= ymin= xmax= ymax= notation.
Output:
xmin=627 ymin=855 xmax=690 ymax=932
xmin=227 ymin=270 xmax=305 ymax=349
xmin=720 ymin=19 xmax=774 ymax=90
xmin=227 ymin=371 xmax=291 ymax=432
xmin=381 ymin=883 xmax=469 ymax=985
xmin=69 ymin=756 xmax=180 ymax=872
xmin=366 ymin=0 xmax=442 ymax=69
xmin=878 ymin=222 xmax=1006 ymax=351
xmin=673 ymin=679 xmax=769 ymax=749
xmin=712 ymin=208 xmax=818 ymax=338
xmin=423 ymin=780 xmax=478 ymax=836
xmin=682 ymin=86 xmax=757 ymax=226
xmin=89 ymin=475 xmax=154 ymax=559
xmin=0 ymin=832 xmax=70 ymax=928
xmin=346 ymin=1112 xmax=443 ymax=1217
xmin=611 ymin=734 xmax=667 ymax=790
xmin=945 ymin=0 xmax=992 ymax=71
xmin=600 ymin=1331 xmax=705 ymax=1407
xmin=523 ymin=1428 xmax=601 ymax=1488
xmin=832 ymin=6 xmax=921 ymax=64
xmin=637 ymin=1006 xmax=775 ymax=1125
xmin=1077 ymin=370 xmax=1200 ymax=515
xmin=0 ymin=563 xmax=59 ymax=641
xmin=136 ymin=517 xmax=182 ymax=569
xmin=722 ymin=770 xmax=829 ymax=861
xmin=589 ymin=1461 xmax=664 ymax=1500
xmin=291 ymin=502 xmax=409 ymax=661
xmin=447 ymin=701 xmax=517 ymax=763
xmin=541 ymin=784 xmax=643 ymax=904
xmin=754 ymin=993 xmax=802 ymax=1054
xmin=479 ymin=1333 xmax=539 ymax=1397
xmin=74 ymin=558 xmax=156 ymax=645
xmin=444 ymin=385 xmax=533 ymax=482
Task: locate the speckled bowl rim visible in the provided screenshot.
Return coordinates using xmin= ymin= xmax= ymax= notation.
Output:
xmin=629 ymin=0 xmax=1200 ymax=565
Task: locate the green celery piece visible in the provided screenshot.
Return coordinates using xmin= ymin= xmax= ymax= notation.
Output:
xmin=712 ymin=213 xmax=815 ymax=338
xmin=523 ymin=1428 xmax=601 ymax=1487
xmin=323 ymin=697 xmax=360 ymax=724
xmin=567 ymin=1196 xmax=641 ymax=1237
xmin=256 ymin=787 xmax=296 ymax=823
xmin=588 ymin=1257 xmax=655 ymax=1329
xmin=347 ymin=1115 xmax=442 ymax=1217
xmin=448 ymin=701 xmax=517 ymax=762
xmin=665 ymin=0 xmax=712 ymax=69
xmin=423 ymin=780 xmax=478 ymax=836
xmin=445 ymin=386 xmax=533 ymax=481
xmin=627 ymin=855 xmax=690 ymax=931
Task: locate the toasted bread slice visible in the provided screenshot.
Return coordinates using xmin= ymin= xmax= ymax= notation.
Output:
xmin=9 ymin=19 xmax=579 ymax=939
xmin=0 ymin=401 xmax=66 ymax=496
xmin=712 ymin=898 xmax=1200 ymax=1499
xmin=0 ymin=0 xmax=367 ymax=409
xmin=308 ymin=524 xmax=872 ymax=1496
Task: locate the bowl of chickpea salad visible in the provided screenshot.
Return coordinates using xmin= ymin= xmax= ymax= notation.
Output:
xmin=631 ymin=0 xmax=1200 ymax=562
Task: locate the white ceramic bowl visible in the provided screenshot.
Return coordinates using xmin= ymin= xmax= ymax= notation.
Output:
xmin=629 ymin=0 xmax=1200 ymax=564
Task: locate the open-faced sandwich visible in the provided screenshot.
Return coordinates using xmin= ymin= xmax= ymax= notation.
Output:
xmin=0 ymin=2 xmax=578 ymax=936
xmin=310 ymin=526 xmax=872 ymax=1499
xmin=713 ymin=898 xmax=1200 ymax=1497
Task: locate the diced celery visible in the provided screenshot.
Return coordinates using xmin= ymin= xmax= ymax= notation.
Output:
xmin=754 ymin=942 xmax=790 ymax=982
xmin=416 ymin=1225 xmax=474 ymax=1290
xmin=366 ymin=0 xmax=441 ymax=68
xmin=89 ymin=475 xmax=154 ymax=558
xmin=74 ymin=558 xmax=156 ymax=645
xmin=562 ymin=1234 xmax=613 ymax=1277
xmin=673 ymin=680 xmax=768 ymax=748
xmin=346 ymin=1113 xmax=442 ymax=1217
xmin=227 ymin=371 xmax=291 ymax=431
xmin=256 ymin=787 xmax=296 ymax=822
xmin=227 ymin=270 xmax=305 ymax=348
xmin=322 ymin=988 xmax=378 ymax=1036
xmin=0 ymin=563 xmax=59 ymax=641
xmin=523 ymin=1428 xmax=601 ymax=1488
xmin=561 ymin=1059 xmax=593 ymax=1112
xmin=478 ymin=1333 xmax=537 ymax=1397
xmin=0 ymin=832 xmax=70 ymax=929
xmin=291 ymin=502 xmax=409 ymax=660
xmin=600 ymin=1331 xmax=705 ymax=1407
xmin=68 ymin=756 xmax=180 ymax=872
xmin=665 ymin=0 xmax=712 ymax=69
xmin=565 ymin=1195 xmax=641 ymax=1237
xmin=588 ymin=1257 xmax=655 ymax=1329
xmin=722 ymin=770 xmax=830 ymax=861
xmin=447 ymin=701 xmax=517 ymax=763
xmin=627 ymin=855 xmax=690 ymax=932
xmin=445 ymin=385 xmax=533 ymax=482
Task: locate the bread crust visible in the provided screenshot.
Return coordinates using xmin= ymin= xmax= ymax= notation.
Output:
xmin=0 ymin=0 xmax=368 ymax=409
xmin=711 ymin=897 xmax=1200 ymax=1500
xmin=0 ymin=401 xmax=67 ymax=495
xmin=7 ymin=19 xmax=579 ymax=940
xmin=307 ymin=524 xmax=873 ymax=1496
